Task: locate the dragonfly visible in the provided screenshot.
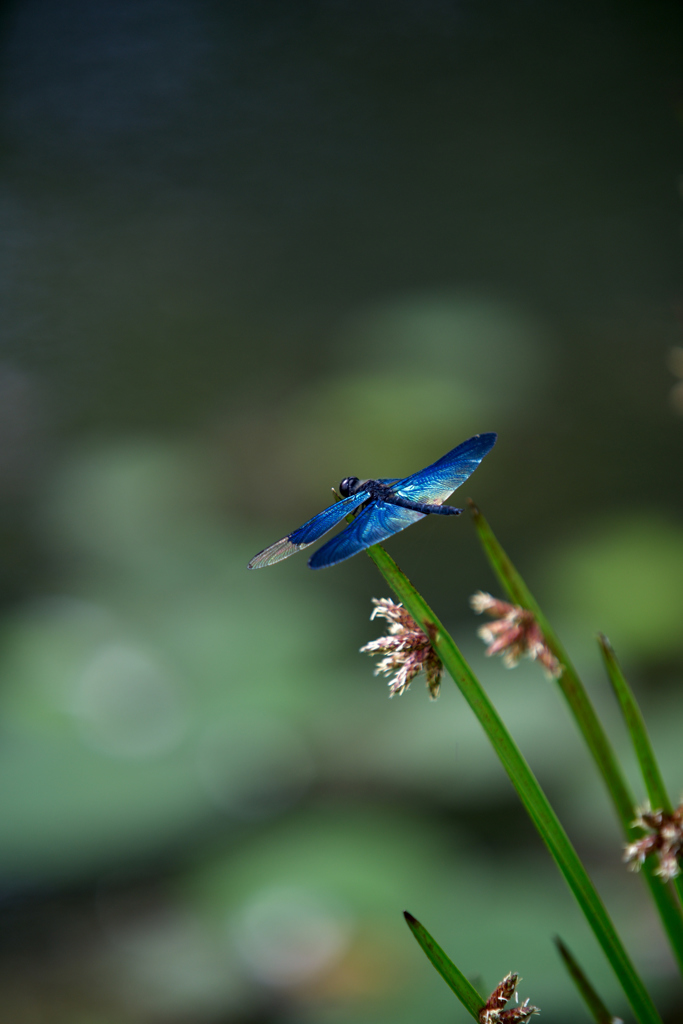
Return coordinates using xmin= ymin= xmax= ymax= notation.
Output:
xmin=248 ymin=432 xmax=497 ymax=570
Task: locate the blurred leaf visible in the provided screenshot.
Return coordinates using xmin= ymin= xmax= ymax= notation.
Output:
xmin=283 ymin=370 xmax=485 ymax=495
xmin=0 ymin=441 xmax=343 ymax=878
xmin=543 ymin=516 xmax=683 ymax=659
xmin=339 ymin=291 xmax=553 ymax=416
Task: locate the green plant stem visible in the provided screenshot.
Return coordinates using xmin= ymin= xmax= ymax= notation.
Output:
xmin=469 ymin=501 xmax=683 ymax=972
xmin=404 ymin=912 xmax=482 ymax=1019
xmin=468 ymin=500 xmax=634 ymax=825
xmin=598 ymin=634 xmax=683 ymax=909
xmin=597 ymin=634 xmax=671 ymax=814
xmin=554 ymin=936 xmax=618 ymax=1024
xmin=367 ymin=543 xmax=661 ymax=1024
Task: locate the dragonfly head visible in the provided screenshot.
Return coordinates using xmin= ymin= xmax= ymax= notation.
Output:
xmin=339 ymin=476 xmax=360 ymax=497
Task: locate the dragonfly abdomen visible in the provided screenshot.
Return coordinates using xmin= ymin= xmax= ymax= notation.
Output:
xmin=386 ymin=496 xmax=463 ymax=516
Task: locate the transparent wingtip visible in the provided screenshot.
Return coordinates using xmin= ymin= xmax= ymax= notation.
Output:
xmin=247 ymin=536 xmax=307 ymax=569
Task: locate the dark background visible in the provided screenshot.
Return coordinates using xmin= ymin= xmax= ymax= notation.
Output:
xmin=0 ymin=1 xmax=681 ymax=1021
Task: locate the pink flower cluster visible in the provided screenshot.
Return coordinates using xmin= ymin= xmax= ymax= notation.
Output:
xmin=470 ymin=592 xmax=562 ymax=679
xmin=360 ymin=598 xmax=443 ymax=699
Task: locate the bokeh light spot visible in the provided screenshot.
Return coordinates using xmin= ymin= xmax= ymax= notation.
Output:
xmin=71 ymin=642 xmax=187 ymax=758
xmin=233 ymin=884 xmax=353 ymax=988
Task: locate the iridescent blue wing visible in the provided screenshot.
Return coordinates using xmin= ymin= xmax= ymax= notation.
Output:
xmin=308 ymin=500 xmax=424 ymax=570
xmin=393 ymin=432 xmax=497 ymax=504
xmin=248 ymin=490 xmax=369 ymax=568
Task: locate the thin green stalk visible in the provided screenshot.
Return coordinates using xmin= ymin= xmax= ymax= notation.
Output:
xmin=598 ymin=634 xmax=683 ymax=909
xmin=366 ymin=543 xmax=662 ymax=1024
xmin=469 ymin=501 xmax=683 ymax=971
xmin=554 ymin=936 xmax=620 ymax=1024
xmin=468 ymin=500 xmax=634 ymax=827
xmin=404 ymin=912 xmax=482 ymax=1019
xmin=598 ymin=634 xmax=672 ymax=814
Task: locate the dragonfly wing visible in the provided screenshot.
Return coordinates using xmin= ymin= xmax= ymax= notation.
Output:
xmin=393 ymin=432 xmax=497 ymax=504
xmin=248 ymin=490 xmax=369 ymax=568
xmin=309 ymin=500 xmax=424 ymax=570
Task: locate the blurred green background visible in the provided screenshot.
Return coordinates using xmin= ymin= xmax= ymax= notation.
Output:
xmin=0 ymin=1 xmax=681 ymax=1021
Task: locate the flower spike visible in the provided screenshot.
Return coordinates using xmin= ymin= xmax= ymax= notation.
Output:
xmin=623 ymin=802 xmax=683 ymax=882
xmin=470 ymin=591 xmax=562 ymax=679
xmin=361 ymin=598 xmax=443 ymax=699
xmin=479 ymin=972 xmax=540 ymax=1023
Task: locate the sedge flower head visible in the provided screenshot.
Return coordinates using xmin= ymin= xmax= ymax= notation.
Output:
xmin=479 ymin=972 xmax=540 ymax=1024
xmin=470 ymin=592 xmax=562 ymax=679
xmin=360 ymin=598 xmax=443 ymax=699
xmin=623 ymin=802 xmax=683 ymax=882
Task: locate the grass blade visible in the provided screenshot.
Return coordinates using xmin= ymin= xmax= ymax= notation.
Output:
xmin=403 ymin=911 xmax=482 ymax=1019
xmin=554 ymin=936 xmax=622 ymax=1024
xmin=366 ymin=543 xmax=662 ymax=1024
xmin=597 ymin=634 xmax=671 ymax=814
xmin=469 ymin=502 xmax=683 ymax=970
xmin=468 ymin=500 xmax=634 ymax=828
xmin=598 ymin=634 xmax=683 ymax=909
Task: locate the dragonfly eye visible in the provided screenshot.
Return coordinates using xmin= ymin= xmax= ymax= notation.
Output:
xmin=339 ymin=477 xmax=359 ymax=497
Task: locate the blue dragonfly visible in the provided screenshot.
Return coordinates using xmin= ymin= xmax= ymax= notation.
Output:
xmin=248 ymin=432 xmax=497 ymax=570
